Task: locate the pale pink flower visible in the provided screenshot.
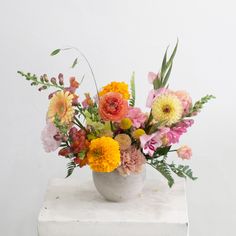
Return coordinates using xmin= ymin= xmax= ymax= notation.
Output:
xmin=175 ymin=91 xmax=192 ymax=116
xmin=166 ymin=119 xmax=194 ymax=144
xmin=140 ymin=128 xmax=170 ymax=156
xmin=146 ymin=88 xmax=168 ymax=108
xmin=148 ymin=72 xmax=158 ymax=84
xmin=126 ymin=107 xmax=147 ymax=128
xmin=177 ymin=145 xmax=192 ymax=160
xmin=117 ymin=146 xmax=146 ymax=176
xmin=41 ymin=122 xmax=61 ymax=152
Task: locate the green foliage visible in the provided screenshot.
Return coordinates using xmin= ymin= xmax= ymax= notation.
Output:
xmin=187 ymin=94 xmax=215 ymax=117
xmin=54 ymin=114 xmax=68 ymax=136
xmin=66 ymin=161 xmax=76 ymax=178
xmin=153 ymin=40 xmax=178 ymax=89
xmin=169 ymin=163 xmax=198 ymax=180
xmin=50 ymin=49 xmax=61 ymax=56
xmin=129 ymin=72 xmax=136 ymax=107
xmin=71 ymin=57 xmax=79 ymax=68
xmin=148 ymin=160 xmax=174 ymax=187
xmin=153 ymin=146 xmax=171 ymax=157
xmin=17 ymin=71 xmax=64 ymax=91
xmin=148 ymin=120 xmax=167 ymax=134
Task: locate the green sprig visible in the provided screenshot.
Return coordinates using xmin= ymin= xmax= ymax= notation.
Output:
xmin=153 ymin=40 xmax=178 ymax=89
xmin=17 ymin=71 xmax=64 ymax=91
xmin=66 ymin=161 xmax=76 ymax=178
xmin=54 ymin=114 xmax=69 ymax=136
xmin=129 ymin=72 xmax=136 ymax=107
xmin=186 ymin=94 xmax=216 ymax=117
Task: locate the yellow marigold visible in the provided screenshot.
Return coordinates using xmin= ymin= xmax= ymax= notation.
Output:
xmin=132 ymin=129 xmax=146 ymax=140
xmin=47 ymin=91 xmax=75 ymax=124
xmin=99 ymin=82 xmax=130 ymax=100
xmin=152 ymin=93 xmax=183 ymax=126
xmin=114 ymin=134 xmax=132 ymax=150
xmin=87 ymin=137 xmax=120 ymax=172
xmin=120 ymin=118 xmax=132 ymax=130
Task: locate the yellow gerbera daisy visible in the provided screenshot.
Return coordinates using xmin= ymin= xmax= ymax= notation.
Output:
xmin=47 ymin=91 xmax=75 ymax=124
xmin=87 ymin=137 xmax=120 ymax=172
xmin=152 ymin=93 xmax=183 ymax=126
xmin=99 ymin=82 xmax=130 ymax=99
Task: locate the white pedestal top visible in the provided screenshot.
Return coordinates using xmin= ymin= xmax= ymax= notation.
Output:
xmin=38 ymin=178 xmax=188 ymax=236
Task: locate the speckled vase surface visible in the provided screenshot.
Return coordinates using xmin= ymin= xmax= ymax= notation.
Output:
xmin=92 ymin=166 xmax=146 ymax=202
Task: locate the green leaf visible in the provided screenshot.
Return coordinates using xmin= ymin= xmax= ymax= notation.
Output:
xmin=78 ymin=150 xmax=86 ymax=160
xmin=162 ymin=63 xmax=172 ymax=87
xmin=165 ymin=39 xmax=178 ymax=70
xmin=160 ymin=48 xmax=168 ymax=81
xmin=148 ymin=120 xmax=167 ymax=134
xmin=129 ymin=72 xmax=136 ymax=107
xmin=66 ymin=161 xmax=76 ymax=178
xmin=50 ymin=49 xmax=61 ymax=56
xmin=71 ymin=57 xmax=78 ymax=68
xmin=169 ymin=163 xmax=198 ymax=181
xmin=153 ymin=146 xmax=171 ymax=157
xmin=186 ymin=94 xmax=215 ymax=117
xmin=149 ymin=161 xmax=174 ymax=187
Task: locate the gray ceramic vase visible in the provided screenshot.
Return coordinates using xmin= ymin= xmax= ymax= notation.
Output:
xmin=92 ymin=166 xmax=146 ymax=202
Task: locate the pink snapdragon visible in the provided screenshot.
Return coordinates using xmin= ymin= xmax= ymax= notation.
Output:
xmin=126 ymin=107 xmax=147 ymax=128
xmin=41 ymin=122 xmax=61 ymax=152
xmin=146 ymin=88 xmax=168 ymax=108
xmin=175 ymin=91 xmax=192 ymax=116
xmin=140 ymin=128 xmax=170 ymax=156
xmin=166 ymin=119 xmax=194 ymax=144
xmin=177 ymin=145 xmax=192 ymax=160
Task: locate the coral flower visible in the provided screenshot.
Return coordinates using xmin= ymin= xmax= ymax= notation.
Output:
xmin=87 ymin=137 xmax=121 ymax=172
xmin=48 ymin=91 xmax=75 ymax=124
xmin=117 ymin=146 xmax=146 ymax=176
xmin=99 ymin=82 xmax=130 ymax=99
xmin=99 ymin=92 xmax=128 ymax=121
xmin=152 ymin=93 xmax=183 ymax=126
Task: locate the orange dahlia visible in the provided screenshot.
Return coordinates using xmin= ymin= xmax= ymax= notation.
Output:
xmin=47 ymin=91 xmax=75 ymax=124
xmin=99 ymin=92 xmax=128 ymax=121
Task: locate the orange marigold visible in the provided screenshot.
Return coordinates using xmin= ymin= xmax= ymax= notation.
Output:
xmin=87 ymin=137 xmax=120 ymax=172
xmin=99 ymin=82 xmax=130 ymax=100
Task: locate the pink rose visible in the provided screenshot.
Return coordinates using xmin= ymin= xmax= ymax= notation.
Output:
xmin=177 ymin=145 xmax=192 ymax=160
xmin=126 ymin=107 xmax=147 ymax=128
xmin=175 ymin=91 xmax=192 ymax=116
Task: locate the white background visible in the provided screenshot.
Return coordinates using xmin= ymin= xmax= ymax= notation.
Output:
xmin=0 ymin=0 xmax=235 ymax=235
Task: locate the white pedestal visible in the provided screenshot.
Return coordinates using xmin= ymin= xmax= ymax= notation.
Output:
xmin=38 ymin=178 xmax=189 ymax=236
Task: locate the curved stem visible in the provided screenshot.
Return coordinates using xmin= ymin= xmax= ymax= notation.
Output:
xmin=62 ymin=47 xmax=99 ymax=100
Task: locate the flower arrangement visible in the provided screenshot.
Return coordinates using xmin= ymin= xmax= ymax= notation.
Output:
xmin=17 ymin=42 xmax=214 ymax=187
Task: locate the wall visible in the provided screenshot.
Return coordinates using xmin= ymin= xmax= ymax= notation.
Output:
xmin=0 ymin=0 xmax=235 ymax=235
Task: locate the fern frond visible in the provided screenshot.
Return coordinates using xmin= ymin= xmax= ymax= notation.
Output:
xmin=66 ymin=161 xmax=76 ymax=178
xmin=129 ymin=72 xmax=136 ymax=107
xmin=169 ymin=163 xmax=198 ymax=180
xmin=148 ymin=160 xmax=174 ymax=187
